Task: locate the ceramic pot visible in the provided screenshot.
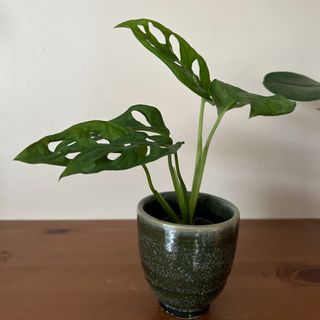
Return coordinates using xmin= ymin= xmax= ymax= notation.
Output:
xmin=137 ymin=192 xmax=240 ymax=319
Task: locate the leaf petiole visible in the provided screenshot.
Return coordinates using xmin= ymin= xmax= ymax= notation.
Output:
xmin=168 ymin=155 xmax=186 ymax=220
xmin=189 ymin=101 xmax=225 ymax=222
xmin=173 ymin=153 xmax=190 ymax=223
xmin=142 ymin=164 xmax=181 ymax=223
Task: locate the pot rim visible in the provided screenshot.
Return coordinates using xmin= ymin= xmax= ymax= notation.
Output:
xmin=137 ymin=191 xmax=240 ymax=231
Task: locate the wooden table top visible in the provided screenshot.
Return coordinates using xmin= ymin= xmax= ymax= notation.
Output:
xmin=0 ymin=220 xmax=319 ymax=320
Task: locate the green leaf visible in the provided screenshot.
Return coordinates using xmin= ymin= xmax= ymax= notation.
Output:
xmin=116 ymin=18 xmax=211 ymax=101
xmin=111 ymin=104 xmax=170 ymax=138
xmin=263 ymin=72 xmax=320 ymax=101
xmin=210 ymin=79 xmax=296 ymax=117
xmin=15 ymin=104 xmax=183 ymax=178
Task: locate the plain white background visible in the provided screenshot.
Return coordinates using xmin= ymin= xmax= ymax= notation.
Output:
xmin=1 ymin=0 xmax=319 ymax=220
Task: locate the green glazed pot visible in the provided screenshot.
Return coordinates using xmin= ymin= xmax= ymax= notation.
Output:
xmin=137 ymin=192 xmax=240 ymax=319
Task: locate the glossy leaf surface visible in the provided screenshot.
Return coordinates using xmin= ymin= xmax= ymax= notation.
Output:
xmin=210 ymin=79 xmax=296 ymax=117
xmin=116 ymin=18 xmax=211 ymax=100
xmin=15 ymin=105 xmax=182 ymax=178
xmin=263 ymin=72 xmax=320 ymax=101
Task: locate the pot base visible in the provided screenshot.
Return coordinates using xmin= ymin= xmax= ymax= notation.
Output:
xmin=160 ymin=301 xmax=209 ymax=319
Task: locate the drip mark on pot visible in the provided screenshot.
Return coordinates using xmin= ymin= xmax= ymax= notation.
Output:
xmin=277 ymin=264 xmax=320 ymax=286
xmin=46 ymin=228 xmax=71 ymax=235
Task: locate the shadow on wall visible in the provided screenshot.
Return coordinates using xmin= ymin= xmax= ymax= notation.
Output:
xmin=260 ymin=187 xmax=320 ymax=218
xmin=214 ymin=100 xmax=319 ymax=218
xmin=258 ymin=103 xmax=319 ymax=218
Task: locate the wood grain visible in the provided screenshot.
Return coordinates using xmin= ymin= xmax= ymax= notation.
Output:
xmin=0 ymin=220 xmax=319 ymax=320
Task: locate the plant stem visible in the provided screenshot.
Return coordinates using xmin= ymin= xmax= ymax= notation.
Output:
xmin=142 ymin=164 xmax=181 ymax=223
xmin=189 ymin=107 xmax=225 ymax=222
xmin=189 ymin=98 xmax=206 ymax=222
xmin=168 ymin=155 xmax=187 ymax=221
xmin=174 ymin=153 xmax=190 ymax=223
xmin=193 ymin=98 xmax=206 ymax=177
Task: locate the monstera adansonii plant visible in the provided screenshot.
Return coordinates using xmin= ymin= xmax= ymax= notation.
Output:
xmin=15 ymin=18 xmax=296 ymax=224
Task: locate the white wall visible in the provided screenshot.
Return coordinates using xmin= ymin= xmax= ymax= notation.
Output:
xmin=1 ymin=0 xmax=319 ymax=220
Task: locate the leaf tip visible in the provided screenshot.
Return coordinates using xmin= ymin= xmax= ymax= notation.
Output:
xmin=114 ymin=20 xmax=131 ymax=29
xmin=13 ymin=151 xmax=27 ymax=163
xmin=59 ymin=169 xmax=69 ymax=180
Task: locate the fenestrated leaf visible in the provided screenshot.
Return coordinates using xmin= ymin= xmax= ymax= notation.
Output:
xmin=111 ymin=104 xmax=170 ymax=138
xmin=61 ymin=138 xmax=182 ymax=177
xmin=14 ymin=120 xmax=129 ymax=167
xmin=116 ymin=18 xmax=211 ymax=101
xmin=210 ymin=79 xmax=296 ymax=117
xmin=263 ymin=72 xmax=320 ymax=101
xmin=15 ymin=104 xmax=183 ymax=178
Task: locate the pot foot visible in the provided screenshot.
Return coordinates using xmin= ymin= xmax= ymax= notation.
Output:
xmin=159 ymin=301 xmax=209 ymax=319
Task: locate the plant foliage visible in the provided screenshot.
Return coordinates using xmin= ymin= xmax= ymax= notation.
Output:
xmin=211 ymin=79 xmax=296 ymax=117
xmin=116 ymin=19 xmax=211 ymax=101
xmin=16 ymin=18 xmax=297 ymax=224
xmin=263 ymin=72 xmax=320 ymax=101
xmin=15 ymin=105 xmax=182 ymax=178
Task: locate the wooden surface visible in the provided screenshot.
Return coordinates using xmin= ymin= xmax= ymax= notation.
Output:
xmin=0 ymin=220 xmax=319 ymax=320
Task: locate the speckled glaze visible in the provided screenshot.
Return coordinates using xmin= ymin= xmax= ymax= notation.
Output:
xmin=137 ymin=192 xmax=240 ymax=319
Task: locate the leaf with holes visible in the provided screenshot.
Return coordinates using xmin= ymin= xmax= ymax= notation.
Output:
xmin=116 ymin=18 xmax=211 ymax=101
xmin=263 ymin=72 xmax=320 ymax=101
xmin=111 ymin=104 xmax=171 ymax=140
xmin=15 ymin=104 xmax=183 ymax=178
xmin=210 ymin=79 xmax=296 ymax=117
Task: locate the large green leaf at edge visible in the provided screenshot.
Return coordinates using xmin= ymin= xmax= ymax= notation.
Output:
xmin=15 ymin=104 xmax=183 ymax=178
xmin=115 ymin=18 xmax=212 ymax=101
xmin=263 ymin=72 xmax=320 ymax=101
xmin=210 ymin=79 xmax=296 ymax=117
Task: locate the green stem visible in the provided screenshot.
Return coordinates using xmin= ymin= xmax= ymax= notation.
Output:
xmin=142 ymin=164 xmax=181 ymax=223
xmin=168 ymin=155 xmax=186 ymax=221
xmin=189 ymin=110 xmax=225 ymax=222
xmin=174 ymin=153 xmax=190 ymax=223
xmin=189 ymin=98 xmax=206 ymax=223
xmin=193 ymin=98 xmax=206 ymax=177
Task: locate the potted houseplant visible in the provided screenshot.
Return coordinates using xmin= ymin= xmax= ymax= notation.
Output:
xmin=15 ymin=19 xmax=296 ymax=318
